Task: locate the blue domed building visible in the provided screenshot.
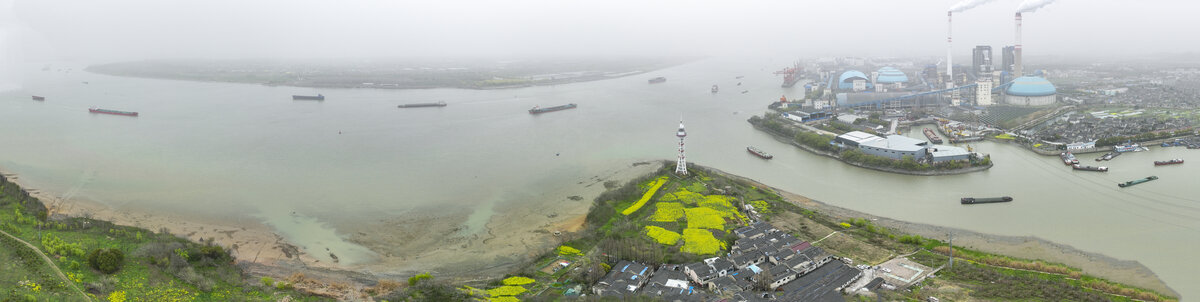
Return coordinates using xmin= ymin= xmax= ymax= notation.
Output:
xmin=1004 ymin=76 xmax=1057 ymax=106
xmin=874 ymin=67 xmax=908 ymax=84
xmin=838 ymin=70 xmax=872 ymax=91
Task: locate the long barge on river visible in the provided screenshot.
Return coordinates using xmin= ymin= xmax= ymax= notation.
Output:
xmin=961 ymin=196 xmax=1013 ymax=205
xmin=529 ymin=103 xmax=577 ymax=114
xmin=1154 ymin=159 xmax=1184 ymax=166
xmin=1118 ymin=176 xmax=1158 ymax=188
xmin=292 ymin=94 xmax=325 ymax=101
xmin=1072 ymin=164 xmax=1107 ymax=172
xmin=32 ymin=96 xmax=45 ymax=101
xmin=747 ymin=146 xmax=773 ymax=159
xmin=88 ymin=107 xmax=139 ymax=117
xmin=398 ymin=101 xmax=447 ymax=108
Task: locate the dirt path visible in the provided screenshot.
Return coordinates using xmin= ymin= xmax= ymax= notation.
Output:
xmin=0 ymin=229 xmax=92 ymax=301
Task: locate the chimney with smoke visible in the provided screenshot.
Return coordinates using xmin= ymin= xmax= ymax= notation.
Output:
xmin=947 ymin=11 xmax=953 ymax=89
xmin=1014 ymin=12 xmax=1023 ymax=78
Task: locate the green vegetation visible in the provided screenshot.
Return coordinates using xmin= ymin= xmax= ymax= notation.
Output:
xmin=0 ymin=176 xmax=330 ymax=302
xmin=1094 ymin=127 xmax=1194 ymax=147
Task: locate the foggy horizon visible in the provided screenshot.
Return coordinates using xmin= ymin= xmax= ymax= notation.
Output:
xmin=4 ymin=0 xmax=1200 ymax=63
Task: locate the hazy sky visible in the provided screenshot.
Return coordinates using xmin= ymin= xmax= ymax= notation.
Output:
xmin=5 ymin=0 xmax=1200 ymax=62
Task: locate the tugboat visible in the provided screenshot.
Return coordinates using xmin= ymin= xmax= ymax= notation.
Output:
xmin=648 ymin=77 xmax=667 ymax=84
xmin=711 ymin=85 xmax=719 ymax=93
xmin=747 ymin=146 xmax=773 ymax=159
xmin=1059 ymin=152 xmax=1079 ymax=165
xmin=1154 ymin=159 xmax=1184 ymax=166
xmin=1072 ymin=164 xmax=1108 ymax=172
xmin=528 ymin=103 xmax=577 ymax=114
xmin=961 ymin=196 xmax=1013 ymax=205
xmin=1118 ymin=176 xmax=1158 ymax=188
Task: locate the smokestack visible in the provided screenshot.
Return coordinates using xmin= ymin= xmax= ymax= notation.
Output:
xmin=947 ymin=11 xmax=953 ymax=89
xmin=1014 ymin=12 xmax=1023 ymax=78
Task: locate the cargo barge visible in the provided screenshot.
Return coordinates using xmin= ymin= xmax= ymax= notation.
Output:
xmin=398 ymin=101 xmax=447 ymax=108
xmin=529 ymin=103 xmax=577 ymax=114
xmin=32 ymin=96 xmax=45 ymax=101
xmin=961 ymin=196 xmax=1013 ymax=205
xmin=1154 ymin=159 xmax=1184 ymax=166
xmin=747 ymin=146 xmax=773 ymax=159
xmin=711 ymin=85 xmax=719 ymax=93
xmin=648 ymin=77 xmax=666 ymax=84
xmin=923 ymin=128 xmax=943 ymax=144
xmin=1071 ymin=164 xmax=1107 ymax=172
xmin=1096 ymin=152 xmax=1121 ymax=161
xmin=292 ymin=94 xmax=325 ymax=101
xmin=1059 ymin=152 xmax=1079 ymax=165
xmin=88 ymin=107 xmax=139 ymax=117
xmin=1118 ymin=176 xmax=1158 ymax=188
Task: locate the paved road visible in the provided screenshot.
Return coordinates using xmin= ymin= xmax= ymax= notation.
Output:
xmin=0 ymin=229 xmax=92 ymax=301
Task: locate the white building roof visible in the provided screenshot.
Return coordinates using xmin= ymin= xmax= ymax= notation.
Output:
xmin=929 ymin=145 xmax=970 ymax=158
xmin=837 ymin=131 xmax=884 ymax=145
xmin=861 ymin=135 xmax=928 ymax=152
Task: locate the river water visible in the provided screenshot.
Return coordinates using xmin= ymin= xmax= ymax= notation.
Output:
xmin=1 ymin=57 xmax=1197 ymax=298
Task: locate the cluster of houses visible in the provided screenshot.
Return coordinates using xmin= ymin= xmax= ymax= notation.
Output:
xmin=590 ymin=222 xmax=861 ymax=301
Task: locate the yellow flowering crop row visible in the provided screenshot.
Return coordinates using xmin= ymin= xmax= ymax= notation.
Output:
xmin=685 ymin=207 xmax=726 ymax=230
xmin=557 ymin=246 xmax=583 ymax=256
xmin=650 ymin=202 xmax=685 ymax=222
xmin=502 ymin=276 xmax=535 ymax=286
xmin=621 ymin=177 xmax=669 ymax=215
xmin=487 ymin=285 xmax=528 ymax=297
xmin=681 ymin=228 xmax=726 ymax=255
xmin=644 ymin=226 xmax=682 ymax=245
xmin=659 ymin=188 xmax=704 ymax=205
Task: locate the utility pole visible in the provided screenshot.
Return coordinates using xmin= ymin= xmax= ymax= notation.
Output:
xmin=948 ymin=232 xmax=954 ymax=268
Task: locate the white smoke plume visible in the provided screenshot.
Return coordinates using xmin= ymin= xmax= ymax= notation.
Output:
xmin=949 ymin=0 xmax=998 ymax=13
xmin=1017 ymin=0 xmax=1058 ymax=13
xmin=0 ymin=0 xmax=22 ymax=92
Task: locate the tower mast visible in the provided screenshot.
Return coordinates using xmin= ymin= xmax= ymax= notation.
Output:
xmin=675 ymin=117 xmax=688 ymax=175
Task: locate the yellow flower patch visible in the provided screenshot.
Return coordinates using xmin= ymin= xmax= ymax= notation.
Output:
xmin=650 ymin=202 xmax=685 ymax=222
xmin=502 ymin=276 xmax=535 ymax=286
xmin=622 ymin=177 xmax=669 ymax=215
xmin=659 ymin=188 xmax=704 ymax=205
xmin=681 ymin=228 xmax=726 ymax=255
xmin=644 ymin=226 xmax=682 ymax=245
xmin=488 ymin=285 xmax=528 ymax=297
xmin=685 ymin=207 xmax=726 ymax=230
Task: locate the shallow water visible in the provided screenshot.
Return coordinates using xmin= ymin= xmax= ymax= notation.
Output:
xmin=1 ymin=58 xmax=1196 ymax=298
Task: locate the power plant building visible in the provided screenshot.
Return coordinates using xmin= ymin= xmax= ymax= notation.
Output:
xmin=874 ymin=67 xmax=908 ymax=90
xmin=837 ymin=70 xmax=872 ymax=91
xmin=972 ymin=46 xmax=993 ymax=77
xmin=833 ymin=131 xmax=970 ymax=163
xmin=1001 ymin=46 xmax=1015 ymax=75
xmin=1004 ymin=76 xmax=1057 ymax=106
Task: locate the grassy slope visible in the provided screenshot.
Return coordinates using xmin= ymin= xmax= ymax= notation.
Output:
xmin=0 ymin=177 xmax=331 ymax=302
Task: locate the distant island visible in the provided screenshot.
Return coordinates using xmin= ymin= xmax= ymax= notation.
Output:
xmin=85 ymin=57 xmax=696 ymax=90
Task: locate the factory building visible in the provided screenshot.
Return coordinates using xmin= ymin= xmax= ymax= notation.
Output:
xmin=838 ymin=70 xmax=872 ymax=91
xmin=1004 ymin=76 xmax=1057 ymax=106
xmin=972 ymin=46 xmax=993 ymax=77
xmin=1001 ymin=46 xmax=1015 ymax=75
xmin=874 ymin=67 xmax=908 ymax=90
xmin=833 ymin=131 xmax=970 ymax=163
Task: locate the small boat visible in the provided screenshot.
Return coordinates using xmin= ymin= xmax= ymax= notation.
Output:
xmin=1118 ymin=176 xmax=1158 ymax=188
xmin=1096 ymin=152 xmax=1116 ymax=161
xmin=88 ymin=107 xmax=138 ymax=117
xmin=32 ymin=96 xmax=45 ymax=101
xmin=747 ymin=146 xmax=773 ymax=159
xmin=1072 ymin=164 xmax=1108 ymax=172
xmin=741 ymin=90 xmax=749 ymax=94
xmin=735 ymin=76 xmax=744 ymax=79
xmin=529 ymin=103 xmax=577 ymax=114
xmin=1114 ymin=143 xmax=1143 ymax=153
xmin=648 ymin=77 xmax=667 ymax=84
xmin=398 ymin=101 xmax=447 ymax=108
xmin=1154 ymin=159 xmax=1184 ymax=166
xmin=1189 ymin=145 xmax=1200 ymax=149
xmin=711 ymin=85 xmax=719 ymax=93
xmin=292 ymin=94 xmax=325 ymax=101
xmin=961 ymin=196 xmax=1013 ymax=205
xmin=1059 ymin=152 xmax=1079 ymax=165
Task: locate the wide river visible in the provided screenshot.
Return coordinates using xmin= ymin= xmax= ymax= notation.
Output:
xmin=2 ymin=57 xmax=1197 ymax=298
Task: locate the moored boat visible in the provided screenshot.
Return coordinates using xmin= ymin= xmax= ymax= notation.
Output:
xmin=747 ymin=146 xmax=773 ymax=159
xmin=923 ymin=128 xmax=943 ymax=144
xmin=1118 ymin=176 xmax=1158 ymax=188
xmin=32 ymin=96 xmax=45 ymax=101
xmin=398 ymin=101 xmax=447 ymax=108
xmin=711 ymin=85 xmax=719 ymax=93
xmin=529 ymin=103 xmax=577 ymax=114
xmin=1059 ymin=152 xmax=1079 ymax=165
xmin=292 ymin=94 xmax=325 ymax=101
xmin=1154 ymin=159 xmax=1184 ymax=166
xmin=1072 ymin=164 xmax=1108 ymax=172
xmin=1114 ymin=143 xmax=1143 ymax=153
xmin=961 ymin=196 xmax=1013 ymax=205
xmin=88 ymin=107 xmax=139 ymax=117
xmin=648 ymin=77 xmax=666 ymax=84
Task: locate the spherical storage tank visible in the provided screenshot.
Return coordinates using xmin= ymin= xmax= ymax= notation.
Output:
xmin=1004 ymin=76 xmax=1057 ymax=106
xmin=874 ymin=67 xmax=908 ymax=84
